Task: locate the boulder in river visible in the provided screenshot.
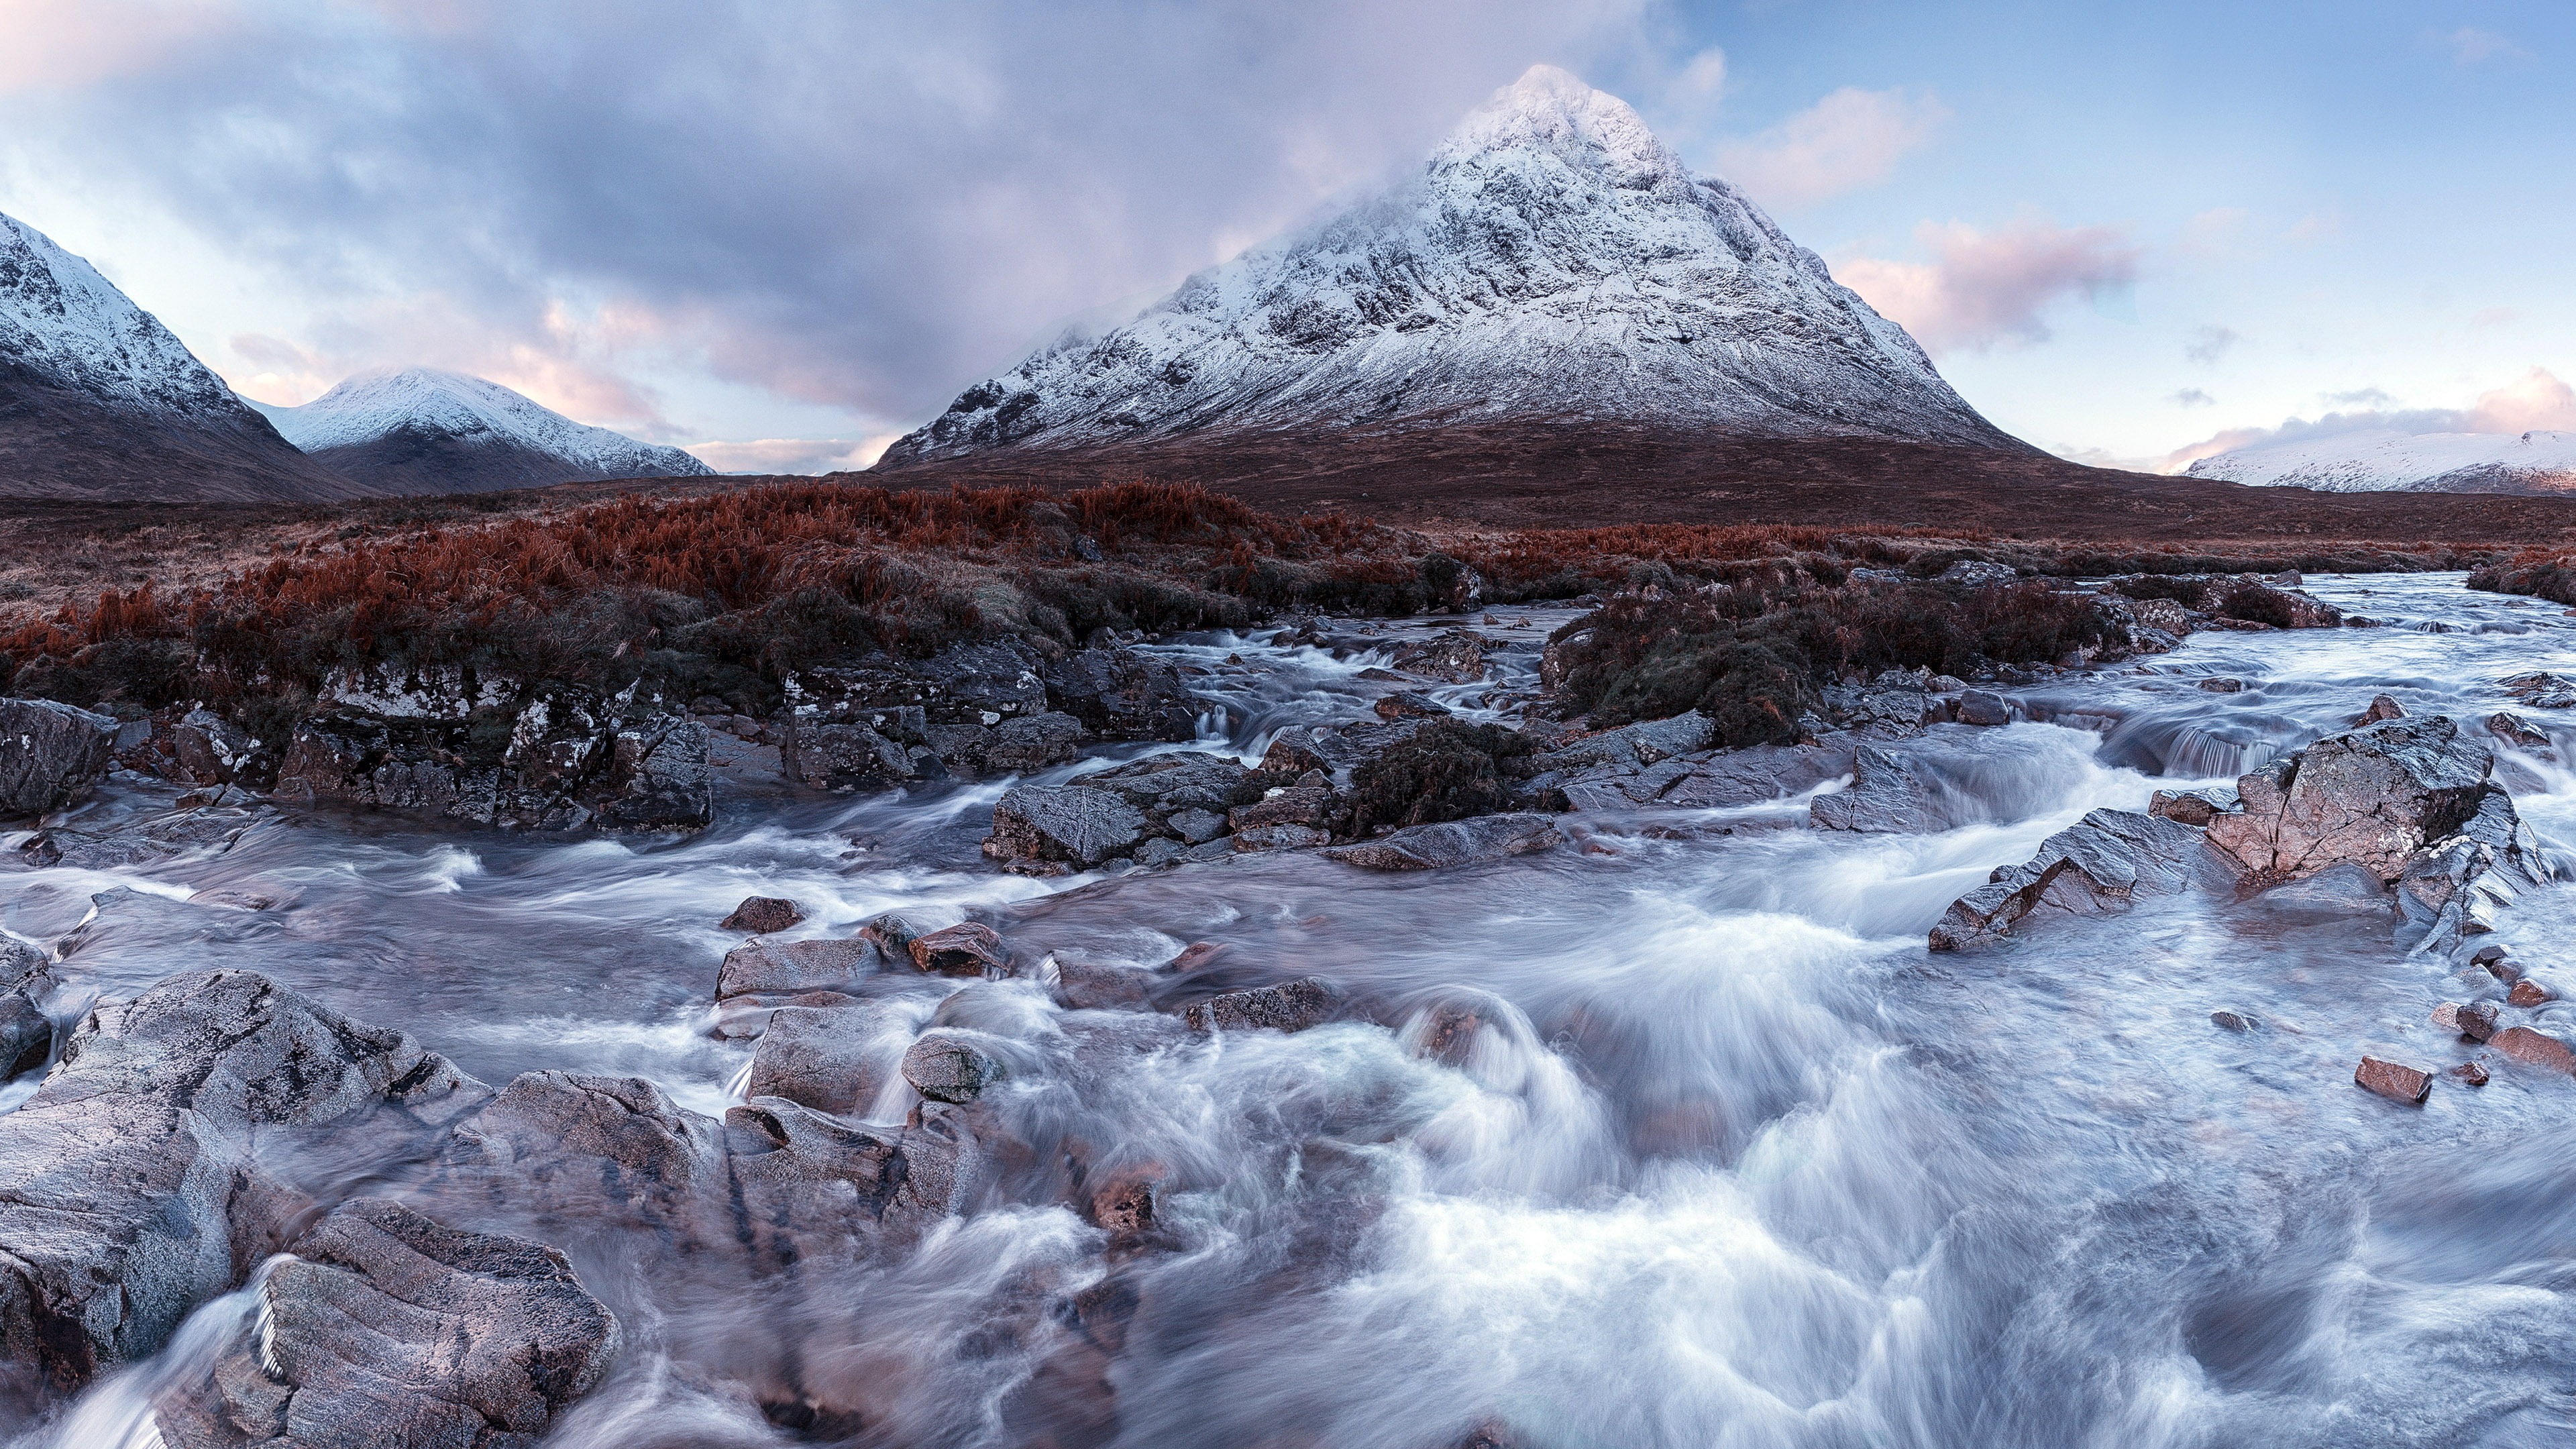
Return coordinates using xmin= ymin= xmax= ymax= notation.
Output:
xmin=2354 ymin=1056 xmax=2433 ymax=1106
xmin=1931 ymin=808 xmax=2235 ymax=950
xmin=901 ymin=1028 xmax=1008 ymax=1103
xmin=722 ymin=896 xmax=806 ymax=933
xmin=1183 ymin=977 xmax=1340 ymax=1033
xmin=910 ymin=922 xmax=1011 ymax=977
xmin=0 ymin=698 xmax=117 ymax=818
xmin=1042 ymin=646 xmax=1215 ymax=741
xmin=2355 ymin=694 xmax=2407 ymax=724
xmin=1322 ymin=813 xmax=1564 ymax=871
xmin=152 ymin=1198 xmax=619 ymax=1449
xmin=2493 ymin=1026 xmax=2576 ymax=1074
xmin=2205 ymin=716 xmax=2493 ymax=885
xmin=0 ymin=971 xmax=482 ymax=1392
xmin=748 ymin=1002 xmax=904 ymax=1115
xmin=986 ymin=783 xmax=1148 ymax=867
xmin=1389 ymin=631 xmax=1487 ymax=684
xmin=1810 ymin=745 xmax=1945 ymax=833
xmin=716 ymin=936 xmax=882 ymax=1000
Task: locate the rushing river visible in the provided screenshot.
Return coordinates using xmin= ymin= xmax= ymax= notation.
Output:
xmin=11 ymin=573 xmax=2576 ymax=1448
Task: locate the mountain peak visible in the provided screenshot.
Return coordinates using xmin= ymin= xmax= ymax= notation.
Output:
xmin=256 ymin=366 xmax=714 ymax=494
xmin=883 ymin=69 xmax=2018 ymax=466
xmin=1434 ymin=64 xmax=1685 ymax=190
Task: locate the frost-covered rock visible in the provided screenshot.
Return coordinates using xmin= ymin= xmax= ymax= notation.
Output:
xmin=884 ymin=66 xmax=2017 ymax=462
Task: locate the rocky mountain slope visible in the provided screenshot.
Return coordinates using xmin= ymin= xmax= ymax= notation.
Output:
xmin=2187 ymin=427 xmax=2576 ymax=494
xmin=0 ymin=210 xmax=361 ymax=502
xmin=884 ymin=65 xmax=2022 ymax=465
xmin=254 ymin=367 xmax=714 ymax=495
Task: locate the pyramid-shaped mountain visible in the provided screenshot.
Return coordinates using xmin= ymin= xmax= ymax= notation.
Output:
xmin=884 ymin=66 xmax=2020 ymax=464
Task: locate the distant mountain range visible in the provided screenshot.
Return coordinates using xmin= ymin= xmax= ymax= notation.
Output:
xmin=2186 ymin=427 xmax=2576 ymax=494
xmin=250 ymin=369 xmax=710 ymax=496
xmin=1 ymin=209 xmax=708 ymax=501
xmin=883 ymin=65 xmax=2021 ymax=465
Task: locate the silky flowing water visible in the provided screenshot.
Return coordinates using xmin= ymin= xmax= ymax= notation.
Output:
xmin=11 ymin=574 xmax=2576 ymax=1448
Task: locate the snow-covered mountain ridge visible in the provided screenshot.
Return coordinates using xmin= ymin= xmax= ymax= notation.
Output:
xmin=883 ymin=65 xmax=2018 ymax=464
xmin=0 ymin=211 xmax=250 ymax=419
xmin=2186 ymin=427 xmax=2576 ymax=494
xmin=253 ymin=368 xmax=713 ymax=484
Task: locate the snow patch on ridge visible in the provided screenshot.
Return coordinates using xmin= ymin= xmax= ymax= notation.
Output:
xmin=886 ymin=64 xmax=2015 ymax=463
xmin=2187 ymin=427 xmax=2576 ymax=494
xmin=254 ymin=368 xmax=713 ymax=478
xmin=0 ymin=210 xmax=258 ymax=421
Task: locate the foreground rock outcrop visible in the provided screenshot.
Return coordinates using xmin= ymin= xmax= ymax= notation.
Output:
xmin=0 ymin=971 xmax=484 ymax=1395
xmin=152 ymin=1199 xmax=619 ymax=1449
xmin=0 ymin=697 xmax=117 ymax=818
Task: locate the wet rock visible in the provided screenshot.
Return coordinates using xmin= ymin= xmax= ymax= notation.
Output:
xmin=1320 ymin=813 xmax=1564 ymax=871
xmin=2457 ymin=1001 xmax=2502 ymax=1042
xmin=2216 ymin=581 xmax=2342 ymax=629
xmin=592 ymin=718 xmax=714 ymax=831
xmin=0 ymin=698 xmax=117 ymax=818
xmin=1042 ymin=647 xmax=1213 ymax=741
xmin=1955 ymin=689 xmax=2012 ymax=727
xmin=1811 ymin=745 xmax=1945 ymax=833
xmin=1931 ymin=809 xmax=2235 ymax=950
xmin=2209 ymin=1010 xmax=2257 ymax=1032
xmin=716 ymin=937 xmax=882 ymax=1000
xmin=2501 ymin=671 xmax=2576 ymax=709
xmin=1230 ymin=784 xmax=1336 ymax=832
xmin=1165 ymin=942 xmax=1227 ymax=974
xmin=2392 ymin=782 xmax=2551 ymax=954
xmin=1184 ymin=977 xmax=1340 ymax=1034
xmin=1232 ymin=823 xmax=1329 ymax=853
xmin=152 ymin=1198 xmax=618 ymax=1449
xmin=711 ymin=989 xmax=856 ymax=1040
xmin=2206 ymin=716 xmax=2493 ymax=885
xmin=2355 ymin=694 xmax=2408 ymax=724
xmin=2471 ymin=943 xmax=2520 ymax=981
xmin=1389 ymin=632 xmax=1486 ymax=684
xmin=747 ymin=1003 xmax=903 ymax=1115
xmin=2510 ymin=979 xmax=2553 ymax=1007
xmin=1167 ymin=806 xmax=1229 ymax=844
xmin=2493 ymin=1026 xmax=2575 ymax=1074
xmin=859 ymin=912 xmax=919 ymax=960
xmin=2198 ymin=678 xmax=2244 ymax=694
xmin=1528 ymin=712 xmax=1714 ymax=773
xmin=1653 ymin=742 xmax=1854 ymax=808
xmin=985 ymin=784 xmax=1148 ymax=867
xmin=789 ymin=642 xmax=1048 ymax=732
xmin=933 ymin=710 xmax=1089 ymax=776
xmin=1 ymin=934 xmax=48 ymax=993
xmin=1051 ymin=958 xmax=1155 ymax=1011
xmin=2489 ymin=712 xmax=2551 ymax=749
xmin=1256 ymin=736 xmax=1331 ymax=777
xmin=1823 ymin=672 xmax=1933 ymax=735
xmin=2257 ymin=861 xmax=2391 ymax=913
xmin=0 ymin=995 xmax=48 ymax=1079
xmin=901 ymin=1029 xmax=1008 ymax=1103
xmin=2452 ymin=1061 xmax=2490 ymax=1086
xmin=2354 ymin=1056 xmax=2433 ymax=1105
xmin=1087 ymin=1165 xmax=1163 ymax=1237
xmin=172 ymin=708 xmax=264 ymax=786
xmin=779 ymin=718 xmax=914 ymax=792
xmin=0 ymin=971 xmax=481 ymax=1391
xmin=439 ymin=1071 xmax=729 ymax=1239
xmin=1375 ymin=690 xmax=1452 ymax=722
xmin=2148 ymin=788 xmax=2232 ymax=827
xmin=722 ymin=896 xmax=806 ymax=934
xmin=910 ymin=922 xmax=1011 ymax=977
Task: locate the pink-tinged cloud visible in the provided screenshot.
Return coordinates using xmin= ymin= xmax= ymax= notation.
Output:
xmin=0 ymin=0 xmax=242 ymax=94
xmin=2157 ymin=367 xmax=2576 ymax=472
xmin=1835 ymin=217 xmax=2141 ymax=354
xmin=684 ymin=435 xmax=900 ymax=476
xmin=1712 ymin=87 xmax=1947 ymax=209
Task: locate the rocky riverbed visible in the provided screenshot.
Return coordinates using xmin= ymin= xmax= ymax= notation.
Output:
xmin=7 ymin=572 xmax=2576 ymax=1447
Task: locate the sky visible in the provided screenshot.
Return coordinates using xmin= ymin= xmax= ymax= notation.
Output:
xmin=1 ymin=0 xmax=2569 ymax=474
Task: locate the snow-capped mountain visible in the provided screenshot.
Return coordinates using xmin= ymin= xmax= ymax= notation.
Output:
xmin=2186 ymin=427 xmax=2576 ymax=494
xmin=0 ymin=209 xmax=358 ymax=501
xmin=254 ymin=368 xmax=714 ymax=495
xmin=883 ymin=66 xmax=2019 ymax=465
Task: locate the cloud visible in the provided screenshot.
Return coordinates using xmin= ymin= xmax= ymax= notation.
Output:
xmin=0 ymin=1 xmax=1654 ymax=435
xmin=1671 ymin=46 xmax=1728 ymax=101
xmin=1712 ymin=86 xmax=1947 ymax=209
xmin=2323 ymin=386 xmax=2394 ymax=409
xmin=0 ymin=0 xmax=243 ymax=93
xmin=2161 ymin=366 xmax=2576 ymax=472
xmin=685 ymin=435 xmax=902 ymax=475
xmin=2184 ymin=325 xmax=2241 ymax=365
xmin=1834 ymin=215 xmax=2140 ymax=354
xmin=2170 ymin=388 xmax=2213 ymax=408
xmin=2444 ymin=27 xmax=2530 ymax=64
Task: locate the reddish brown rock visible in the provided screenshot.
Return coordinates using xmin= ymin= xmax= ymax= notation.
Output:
xmin=2509 ymin=979 xmax=2553 ymax=1007
xmin=2354 ymin=694 xmax=2407 ymax=724
xmin=2354 ymin=1056 xmax=2432 ymax=1104
xmin=2493 ymin=1026 xmax=2576 ymax=1074
xmin=2451 ymin=1061 xmax=2490 ymax=1087
xmin=1165 ymin=941 xmax=1227 ymax=974
xmin=2456 ymin=1000 xmax=2501 ymax=1042
xmin=1087 ymin=1164 xmax=1165 ymax=1236
xmin=720 ymin=896 xmax=804 ymax=933
xmin=910 ymin=922 xmax=1010 ymax=977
